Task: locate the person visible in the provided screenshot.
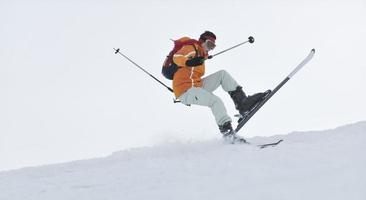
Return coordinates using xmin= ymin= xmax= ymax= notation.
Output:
xmin=172 ymin=31 xmax=269 ymax=142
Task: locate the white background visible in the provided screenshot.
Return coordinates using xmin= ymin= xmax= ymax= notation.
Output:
xmin=1 ymin=0 xmax=365 ymax=171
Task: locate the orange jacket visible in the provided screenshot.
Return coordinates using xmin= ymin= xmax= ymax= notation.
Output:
xmin=172 ymin=37 xmax=208 ymax=98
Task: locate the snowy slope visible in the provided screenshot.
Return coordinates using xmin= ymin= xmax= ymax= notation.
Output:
xmin=1 ymin=122 xmax=366 ymax=200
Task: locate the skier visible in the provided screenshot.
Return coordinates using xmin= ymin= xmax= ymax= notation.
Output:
xmin=172 ymin=31 xmax=269 ymax=141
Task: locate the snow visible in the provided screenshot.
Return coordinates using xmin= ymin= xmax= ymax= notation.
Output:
xmin=0 ymin=122 xmax=365 ymax=200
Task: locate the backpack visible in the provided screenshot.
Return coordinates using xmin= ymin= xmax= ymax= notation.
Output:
xmin=162 ymin=38 xmax=200 ymax=80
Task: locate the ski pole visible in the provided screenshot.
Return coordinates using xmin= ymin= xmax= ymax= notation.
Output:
xmin=113 ymin=48 xmax=174 ymax=93
xmin=207 ymin=36 xmax=255 ymax=59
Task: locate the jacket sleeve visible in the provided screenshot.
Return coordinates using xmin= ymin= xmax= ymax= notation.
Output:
xmin=172 ymin=45 xmax=197 ymax=67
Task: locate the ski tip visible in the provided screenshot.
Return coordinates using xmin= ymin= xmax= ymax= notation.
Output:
xmin=311 ymin=48 xmax=315 ymax=53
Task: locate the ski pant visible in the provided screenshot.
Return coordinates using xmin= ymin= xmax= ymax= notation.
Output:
xmin=179 ymin=70 xmax=239 ymax=126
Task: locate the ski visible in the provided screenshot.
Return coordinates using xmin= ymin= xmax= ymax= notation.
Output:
xmin=234 ymin=49 xmax=316 ymax=134
xmin=227 ymin=49 xmax=315 ymax=148
xmin=257 ymin=139 xmax=284 ymax=149
xmin=227 ymin=137 xmax=283 ymax=149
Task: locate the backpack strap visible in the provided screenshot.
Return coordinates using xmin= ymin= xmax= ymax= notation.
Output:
xmin=191 ymin=43 xmax=199 ymax=58
xmin=191 ymin=42 xmax=207 ymax=58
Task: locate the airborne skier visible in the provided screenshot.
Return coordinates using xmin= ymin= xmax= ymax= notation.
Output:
xmin=114 ymin=31 xmax=315 ymax=147
xmin=170 ymin=31 xmax=269 ymax=142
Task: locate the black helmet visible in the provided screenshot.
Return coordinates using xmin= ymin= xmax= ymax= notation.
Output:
xmin=199 ymin=31 xmax=216 ymax=42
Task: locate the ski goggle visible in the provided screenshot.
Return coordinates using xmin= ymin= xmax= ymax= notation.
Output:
xmin=205 ymin=39 xmax=216 ymax=50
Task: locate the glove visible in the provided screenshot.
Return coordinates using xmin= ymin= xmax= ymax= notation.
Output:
xmin=186 ymin=57 xmax=205 ymax=67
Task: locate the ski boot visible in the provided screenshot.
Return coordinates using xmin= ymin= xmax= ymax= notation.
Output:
xmin=219 ymin=121 xmax=247 ymax=144
xmin=229 ymin=86 xmax=270 ymax=117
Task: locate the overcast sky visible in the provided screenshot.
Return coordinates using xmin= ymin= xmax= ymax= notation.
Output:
xmin=1 ymin=0 xmax=365 ymax=171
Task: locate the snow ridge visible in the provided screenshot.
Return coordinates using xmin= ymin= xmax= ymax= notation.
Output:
xmin=0 ymin=121 xmax=365 ymax=200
